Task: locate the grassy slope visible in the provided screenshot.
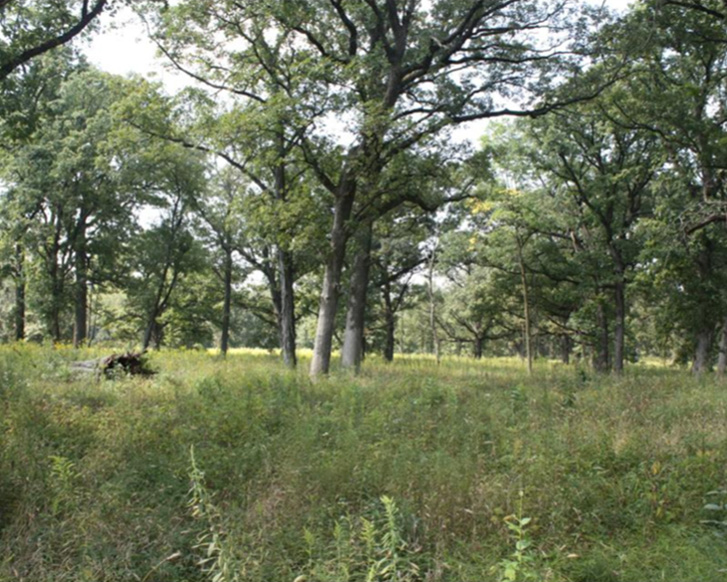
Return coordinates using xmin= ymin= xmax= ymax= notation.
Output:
xmin=1 ymin=345 xmax=726 ymax=581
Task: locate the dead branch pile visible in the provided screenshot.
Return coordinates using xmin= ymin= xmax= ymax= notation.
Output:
xmin=70 ymin=351 xmax=154 ymax=378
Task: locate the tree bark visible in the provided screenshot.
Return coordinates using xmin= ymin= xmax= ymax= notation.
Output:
xmin=612 ymin=276 xmax=626 ymax=374
xmin=73 ymin=225 xmax=88 ymax=348
xmin=593 ymin=300 xmax=610 ymax=372
xmin=341 ymin=221 xmax=373 ymax=373
xmin=692 ymin=326 xmax=713 ymax=375
xmin=273 ymin=131 xmax=297 ymax=369
xmin=14 ymin=243 xmax=25 ymax=341
xmin=560 ymin=334 xmax=571 ymax=365
xmin=278 ymin=247 xmax=297 ymax=368
xmin=220 ymin=248 xmax=233 ymax=356
xmin=717 ymin=316 xmax=727 ymax=377
xmin=310 ymin=184 xmax=356 ymax=377
xmin=427 ymin=242 xmax=441 ymax=365
xmin=49 ymin=207 xmax=64 ymax=342
xmin=516 ymin=235 xmax=533 ymax=374
xmin=382 ymin=281 xmax=396 ymax=362
xmin=473 ymin=336 xmax=484 ymax=359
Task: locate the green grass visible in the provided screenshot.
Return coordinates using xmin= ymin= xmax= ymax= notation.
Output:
xmin=1 ymin=345 xmax=727 ymax=581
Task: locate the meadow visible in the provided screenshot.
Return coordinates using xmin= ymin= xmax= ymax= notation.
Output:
xmin=1 ymin=345 xmax=727 ymax=581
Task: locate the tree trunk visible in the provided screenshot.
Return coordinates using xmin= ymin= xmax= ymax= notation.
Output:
xmin=14 ymin=243 xmax=25 ymax=341
xmin=717 ymin=316 xmax=727 ymax=377
xmin=382 ymin=282 xmax=395 ymax=362
xmin=50 ymin=261 xmax=63 ymax=342
xmin=613 ymin=277 xmax=626 ymax=374
xmin=427 ymin=242 xmax=441 ymax=365
xmin=341 ymin=221 xmax=373 ymax=373
xmin=516 ymin=235 xmax=533 ymax=374
xmin=220 ymin=248 xmax=233 ymax=356
xmin=310 ymin=185 xmax=356 ymax=377
xmin=692 ymin=326 xmax=713 ymax=375
xmin=73 ymin=226 xmax=88 ymax=348
xmin=473 ymin=336 xmax=484 ymax=359
xmin=49 ymin=212 xmax=64 ymax=342
xmin=272 ymin=131 xmax=297 ymax=369
xmin=278 ymin=247 xmax=297 ymax=368
xmin=142 ymin=316 xmax=156 ymax=351
xmin=560 ymin=334 xmax=571 ymax=365
xmin=593 ymin=301 xmax=610 ymax=372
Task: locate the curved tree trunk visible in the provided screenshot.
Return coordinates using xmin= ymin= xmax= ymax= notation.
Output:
xmin=310 ymin=185 xmax=356 ymax=377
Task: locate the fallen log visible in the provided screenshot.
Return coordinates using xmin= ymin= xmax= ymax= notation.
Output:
xmin=70 ymin=351 xmax=154 ymax=378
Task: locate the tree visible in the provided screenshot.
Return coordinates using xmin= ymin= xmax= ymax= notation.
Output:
xmin=191 ymin=168 xmax=248 ymax=356
xmin=0 ymin=0 xmax=109 ymax=81
xmin=147 ymin=0 xmax=606 ymax=376
xmin=369 ymin=209 xmax=431 ymax=361
xmin=608 ymin=0 xmax=727 ymax=372
xmin=125 ymin=170 xmax=207 ymax=350
xmin=525 ymin=103 xmax=661 ymax=373
xmin=0 ymin=51 xmax=80 ymax=341
xmin=5 ymin=69 xmax=149 ymax=344
xmin=122 ymin=37 xmax=328 ymax=367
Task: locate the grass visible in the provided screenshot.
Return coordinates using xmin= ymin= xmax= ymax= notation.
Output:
xmin=1 ymin=344 xmax=727 ymax=581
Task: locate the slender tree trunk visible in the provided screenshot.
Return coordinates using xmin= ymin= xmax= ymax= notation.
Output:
xmin=50 ymin=258 xmax=63 ymax=342
xmin=14 ymin=243 xmax=25 ymax=341
xmin=272 ymin=131 xmax=297 ymax=369
xmin=220 ymin=248 xmax=233 ymax=357
xmin=341 ymin=221 xmax=373 ymax=373
xmin=142 ymin=316 xmax=156 ymax=351
xmin=613 ymin=276 xmax=626 ymax=374
xmin=49 ymin=212 xmax=64 ymax=342
xmin=382 ymin=282 xmax=395 ymax=362
xmin=593 ymin=301 xmax=610 ymax=372
xmin=717 ymin=316 xmax=727 ymax=377
xmin=427 ymin=242 xmax=440 ymax=365
xmin=692 ymin=326 xmax=713 ymax=375
xmin=310 ymin=186 xmax=356 ymax=377
xmin=516 ymin=235 xmax=533 ymax=374
xmin=278 ymin=247 xmax=297 ymax=368
xmin=73 ymin=226 xmax=88 ymax=348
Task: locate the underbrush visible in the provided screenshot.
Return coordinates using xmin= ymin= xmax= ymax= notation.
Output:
xmin=1 ymin=345 xmax=726 ymax=580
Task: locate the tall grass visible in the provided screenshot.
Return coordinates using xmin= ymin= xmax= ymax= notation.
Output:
xmin=1 ymin=345 xmax=726 ymax=581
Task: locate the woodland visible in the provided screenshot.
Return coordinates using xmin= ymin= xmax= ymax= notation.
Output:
xmin=2 ymin=1 xmax=727 ymax=581
xmin=1 ymin=0 xmax=726 ymax=375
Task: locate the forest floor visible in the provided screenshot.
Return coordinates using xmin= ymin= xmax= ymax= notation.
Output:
xmin=1 ymin=344 xmax=727 ymax=581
